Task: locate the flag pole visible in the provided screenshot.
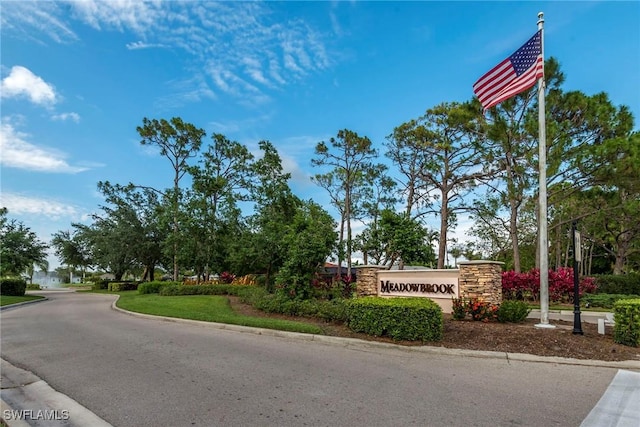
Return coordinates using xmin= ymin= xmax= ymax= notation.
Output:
xmin=535 ymin=11 xmax=554 ymax=329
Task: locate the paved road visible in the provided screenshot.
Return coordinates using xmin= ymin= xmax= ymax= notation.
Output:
xmin=0 ymin=292 xmax=626 ymax=426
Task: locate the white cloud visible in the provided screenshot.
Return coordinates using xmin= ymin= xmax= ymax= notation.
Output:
xmin=0 ymin=1 xmax=78 ymax=44
xmin=70 ymin=0 xmax=163 ymax=34
xmin=125 ymin=41 xmax=167 ymax=50
xmin=154 ymin=74 xmax=216 ymax=110
xmin=52 ymin=112 xmax=81 ymax=123
xmin=1 ymin=66 xmax=58 ymax=106
xmin=0 ymin=121 xmax=87 ymax=173
xmin=2 ymin=2 xmax=335 ymax=107
xmin=0 ymin=192 xmax=81 ymax=221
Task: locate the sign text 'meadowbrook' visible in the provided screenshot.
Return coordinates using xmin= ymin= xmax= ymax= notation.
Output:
xmin=380 ymin=281 xmax=455 ymax=294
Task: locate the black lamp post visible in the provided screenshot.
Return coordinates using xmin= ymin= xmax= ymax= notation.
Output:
xmin=572 ymin=221 xmax=583 ymax=335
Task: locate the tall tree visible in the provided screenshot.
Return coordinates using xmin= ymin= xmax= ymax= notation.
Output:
xmin=572 ymin=132 xmax=640 ymax=274
xmin=275 ymin=199 xmax=337 ymax=299
xmin=244 ymin=141 xmax=298 ymax=288
xmin=312 ymin=129 xmax=378 ymax=276
xmin=137 ymin=117 xmax=205 ymax=280
xmin=76 ymin=182 xmax=166 ymax=281
xmin=361 ymin=209 xmax=435 ymax=269
xmin=185 ymin=134 xmax=255 ymax=279
xmin=352 ymin=164 xmax=398 ymax=265
xmin=390 ymin=102 xmax=488 ymax=269
xmin=471 ymin=58 xmax=567 ymax=272
xmin=51 ymin=229 xmax=92 ymax=282
xmin=0 ymin=208 xmax=49 ymax=277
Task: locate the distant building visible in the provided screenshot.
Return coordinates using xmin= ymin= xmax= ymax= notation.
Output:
xmin=28 ymin=271 xmax=82 ymax=288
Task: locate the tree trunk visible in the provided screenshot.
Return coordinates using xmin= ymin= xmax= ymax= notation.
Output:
xmin=613 ymin=238 xmax=629 ymax=275
xmin=437 ymin=199 xmax=448 ymax=269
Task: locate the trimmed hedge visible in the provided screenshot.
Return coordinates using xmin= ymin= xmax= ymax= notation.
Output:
xmin=594 ymin=274 xmax=640 ymax=295
xmin=92 ymin=280 xmax=109 ymax=291
xmin=158 ymin=285 xmax=348 ymax=322
xmin=347 ymin=297 xmax=443 ymax=342
xmin=138 ymin=281 xmax=180 ymax=294
xmin=159 ymin=284 xmax=249 ymax=296
xmin=582 ymin=293 xmax=640 ymax=309
xmin=496 ymin=300 xmax=530 ymax=323
xmin=613 ymin=298 xmax=640 ymax=347
xmin=0 ymin=278 xmax=27 ymax=296
xmin=248 ymin=292 xmax=348 ymax=322
xmin=107 ymin=282 xmax=139 ymax=292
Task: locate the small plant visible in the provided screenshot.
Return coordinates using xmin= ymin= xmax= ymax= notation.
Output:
xmin=468 ymin=299 xmax=499 ymax=322
xmin=496 ymin=300 xmax=530 ymax=323
xmin=451 ymin=298 xmax=468 ymax=320
xmin=219 ymin=271 xmax=236 ymax=284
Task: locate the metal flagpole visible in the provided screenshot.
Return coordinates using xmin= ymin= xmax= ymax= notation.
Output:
xmin=535 ymin=11 xmax=555 ymax=329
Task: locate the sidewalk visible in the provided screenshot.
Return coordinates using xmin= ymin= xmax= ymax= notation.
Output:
xmin=528 ymin=308 xmax=614 ymax=325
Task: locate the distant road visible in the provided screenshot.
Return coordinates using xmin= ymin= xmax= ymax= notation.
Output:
xmin=1 ymin=292 xmax=619 ymax=427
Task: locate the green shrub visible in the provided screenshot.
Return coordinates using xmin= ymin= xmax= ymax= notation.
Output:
xmin=237 ymin=289 xmax=348 ymax=322
xmin=594 ymin=273 xmax=640 ymax=295
xmin=92 ymin=280 xmax=109 ymax=291
xmin=613 ymin=299 xmax=640 ymax=347
xmin=496 ymin=300 xmax=530 ymax=323
xmin=236 ymin=286 xmax=268 ymax=304
xmin=138 ymin=281 xmax=180 ymax=294
xmin=314 ymin=299 xmax=348 ymax=322
xmin=107 ymin=282 xmax=139 ymax=292
xmin=159 ymin=284 xmax=254 ymax=297
xmin=347 ymin=297 xmax=443 ymax=342
xmin=451 ymin=298 xmax=468 ymax=320
xmin=582 ymin=293 xmax=640 ymax=309
xmin=0 ymin=278 xmax=27 ymax=296
xmin=26 ymin=284 xmax=41 ymax=290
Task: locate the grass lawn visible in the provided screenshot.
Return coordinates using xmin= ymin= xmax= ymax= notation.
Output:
xmin=1 ymin=295 xmax=45 ymax=306
xmin=113 ymin=292 xmax=323 ymax=335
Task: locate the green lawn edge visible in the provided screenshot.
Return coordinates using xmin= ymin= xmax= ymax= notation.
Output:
xmin=106 ymin=291 xmax=323 ymax=335
xmin=1 ymin=295 xmax=45 ymax=307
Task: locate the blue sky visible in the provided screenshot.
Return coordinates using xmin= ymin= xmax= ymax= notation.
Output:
xmin=1 ymin=1 xmax=639 ymax=270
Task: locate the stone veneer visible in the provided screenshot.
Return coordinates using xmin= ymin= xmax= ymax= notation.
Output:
xmin=457 ymin=260 xmax=504 ymax=305
xmin=354 ymin=265 xmax=381 ymax=297
xmin=355 ymin=261 xmax=504 ymax=307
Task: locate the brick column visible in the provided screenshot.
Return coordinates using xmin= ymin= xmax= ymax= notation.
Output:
xmin=458 ymin=261 xmax=504 ymax=305
xmin=354 ymin=265 xmax=381 ymax=297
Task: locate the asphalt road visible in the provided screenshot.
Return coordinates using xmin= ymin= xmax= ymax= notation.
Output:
xmin=0 ymin=291 xmax=623 ymax=426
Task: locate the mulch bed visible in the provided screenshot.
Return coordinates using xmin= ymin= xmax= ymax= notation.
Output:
xmin=228 ymin=297 xmax=640 ymax=362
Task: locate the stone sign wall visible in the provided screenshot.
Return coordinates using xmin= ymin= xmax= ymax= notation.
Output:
xmin=354 ymin=261 xmax=504 ymax=313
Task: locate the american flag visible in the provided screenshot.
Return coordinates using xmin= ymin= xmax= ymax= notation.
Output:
xmin=473 ymin=30 xmax=543 ymax=111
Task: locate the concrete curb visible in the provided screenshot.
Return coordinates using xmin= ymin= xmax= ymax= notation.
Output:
xmin=111 ymin=296 xmax=640 ymax=371
xmin=0 ymin=359 xmax=112 ymax=427
xmin=0 ymin=297 xmax=48 ymax=311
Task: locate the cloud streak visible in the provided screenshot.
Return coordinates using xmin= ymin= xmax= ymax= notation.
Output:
xmin=0 ymin=120 xmax=88 ymax=173
xmin=0 ymin=192 xmax=82 ymax=221
xmin=52 ymin=112 xmax=81 ymax=123
xmin=2 ymin=2 xmax=334 ymax=107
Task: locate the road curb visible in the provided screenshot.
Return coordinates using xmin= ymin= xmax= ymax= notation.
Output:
xmin=110 ymin=296 xmax=640 ymax=370
xmin=0 ymin=359 xmax=112 ymax=427
xmin=0 ymin=297 xmax=48 ymax=311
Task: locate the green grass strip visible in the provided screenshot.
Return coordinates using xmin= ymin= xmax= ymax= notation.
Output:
xmin=115 ymin=293 xmax=323 ymax=334
xmin=1 ymin=295 xmax=45 ymax=306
